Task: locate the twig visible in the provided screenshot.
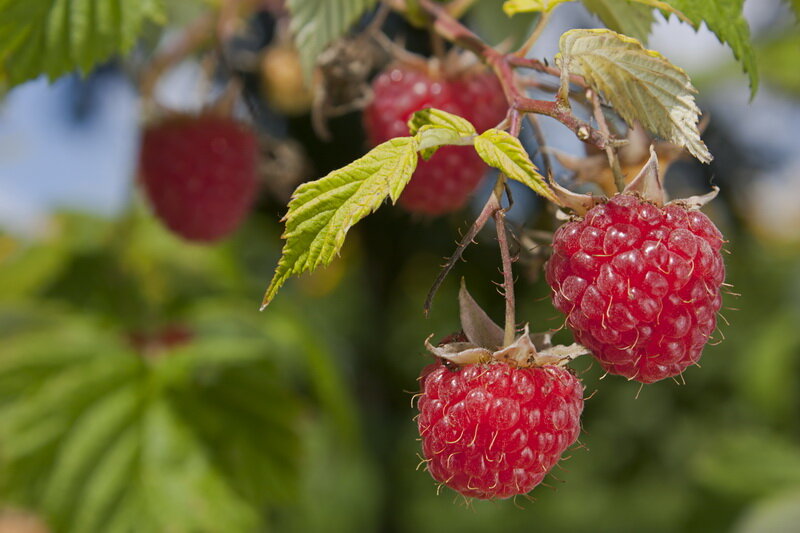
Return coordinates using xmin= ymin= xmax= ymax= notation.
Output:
xmin=507 ymin=56 xmax=587 ymax=88
xmin=417 ymin=0 xmax=610 ymax=149
xmin=424 ymin=195 xmax=501 ymax=315
xmin=494 ymin=208 xmax=516 ymax=346
xmin=589 ymin=89 xmax=625 ymax=191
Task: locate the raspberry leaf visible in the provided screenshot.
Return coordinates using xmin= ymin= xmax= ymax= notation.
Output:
xmin=661 ymin=0 xmax=758 ymax=97
xmin=288 ymin=0 xmax=378 ymax=79
xmin=503 ymin=0 xmax=571 ymax=14
xmin=262 ymin=137 xmax=419 ymax=307
xmin=473 ymin=129 xmax=558 ymax=203
xmin=504 ymin=0 xmax=685 ymax=20
xmin=581 ymin=0 xmax=656 ymax=43
xmin=0 ymin=0 xmax=166 ymax=87
xmin=0 ymin=314 xmax=300 ymax=532
xmin=409 ymin=108 xmax=479 ymax=160
xmin=408 ymin=108 xmax=477 ymax=138
xmin=558 ymin=29 xmax=712 ymax=164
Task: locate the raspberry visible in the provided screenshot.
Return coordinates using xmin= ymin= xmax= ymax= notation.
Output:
xmin=139 ymin=114 xmax=259 ymax=242
xmin=363 ymin=63 xmax=506 ymax=215
xmin=417 ymin=360 xmax=583 ymax=499
xmin=545 ymin=194 xmax=725 ymax=383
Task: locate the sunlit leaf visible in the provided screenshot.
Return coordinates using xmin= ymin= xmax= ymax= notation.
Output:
xmin=0 ymin=0 xmax=166 ymax=86
xmin=473 ymin=129 xmax=557 ymax=202
xmin=262 ymin=137 xmax=420 ymax=307
xmin=558 ymin=28 xmax=711 ymax=163
xmin=662 ymin=0 xmax=758 ymax=97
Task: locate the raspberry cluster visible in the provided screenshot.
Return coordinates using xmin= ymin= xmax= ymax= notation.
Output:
xmin=418 ymin=360 xmax=583 ymax=499
xmin=364 ymin=64 xmax=507 ymax=214
xmin=546 ymin=194 xmax=725 ymax=383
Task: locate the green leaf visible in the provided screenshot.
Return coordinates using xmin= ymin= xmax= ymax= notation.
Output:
xmin=558 ymin=28 xmax=711 ymax=163
xmin=662 ymin=0 xmax=758 ymax=97
xmin=693 ymin=430 xmax=800 ymax=499
xmin=409 ymin=108 xmax=478 ymax=159
xmin=0 ymin=310 xmax=304 ymax=532
xmin=0 ymin=0 xmax=166 ymax=86
xmin=262 ymin=137 xmax=419 ymax=307
xmin=473 ymin=129 xmax=557 ymax=202
xmin=758 ymin=31 xmax=800 ymax=95
xmin=288 ymin=0 xmax=377 ymax=79
xmin=582 ymin=0 xmax=656 ymax=43
xmin=788 ymin=0 xmax=800 ymax=21
xmin=503 ymin=0 xmax=569 ymax=15
xmin=506 ymin=0 xmax=684 ymax=20
xmin=408 ymin=108 xmax=477 ymax=138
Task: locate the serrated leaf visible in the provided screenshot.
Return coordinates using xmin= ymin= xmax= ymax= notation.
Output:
xmin=558 ymin=29 xmax=711 ymax=163
xmin=0 ymin=0 xmax=166 ymax=86
xmin=288 ymin=0 xmax=377 ymax=79
xmin=662 ymin=0 xmax=757 ymax=97
xmin=42 ymin=384 xmax=141 ymax=514
xmin=473 ymin=129 xmax=557 ymax=202
xmin=410 ymin=108 xmax=478 ymax=159
xmin=0 ymin=310 xmax=304 ymax=533
xmin=262 ymin=137 xmax=419 ymax=307
xmin=506 ymin=0 xmax=683 ymax=20
xmin=582 ymin=0 xmax=655 ymax=43
xmin=408 ymin=108 xmax=477 ymax=138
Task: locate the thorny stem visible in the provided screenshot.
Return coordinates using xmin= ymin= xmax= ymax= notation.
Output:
xmin=495 ymin=208 xmax=516 ymax=346
xmin=493 ymin=114 xmax=521 ymax=345
xmin=589 ymin=89 xmax=626 ymax=192
xmin=423 ymin=195 xmax=501 ymax=315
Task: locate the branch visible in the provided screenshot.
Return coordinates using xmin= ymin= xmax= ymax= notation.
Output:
xmin=424 ymin=195 xmax=501 ymax=315
xmin=494 ymin=208 xmax=516 ymax=346
xmin=416 ymin=0 xmax=611 ymax=150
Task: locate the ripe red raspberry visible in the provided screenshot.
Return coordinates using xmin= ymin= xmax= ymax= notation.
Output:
xmin=139 ymin=114 xmax=259 ymax=242
xmin=363 ymin=63 xmax=506 ymax=215
xmin=417 ymin=360 xmax=583 ymax=499
xmin=545 ymin=194 xmax=725 ymax=383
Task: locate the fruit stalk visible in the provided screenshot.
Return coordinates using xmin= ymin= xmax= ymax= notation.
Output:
xmin=589 ymin=89 xmax=626 ymax=193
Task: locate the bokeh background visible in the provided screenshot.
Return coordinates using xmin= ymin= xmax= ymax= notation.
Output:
xmin=1 ymin=1 xmax=800 ymax=532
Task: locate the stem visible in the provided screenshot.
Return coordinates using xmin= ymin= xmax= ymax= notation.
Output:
xmin=493 ymin=114 xmax=520 ymax=346
xmin=494 ymin=208 xmax=516 ymax=346
xmin=424 ymin=195 xmax=500 ymax=315
xmin=516 ymin=11 xmax=551 ymax=58
xmin=417 ymin=0 xmax=611 ymax=150
xmin=589 ymin=89 xmax=626 ymax=192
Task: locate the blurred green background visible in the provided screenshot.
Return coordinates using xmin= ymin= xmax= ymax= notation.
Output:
xmin=1 ymin=1 xmax=800 ymax=532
